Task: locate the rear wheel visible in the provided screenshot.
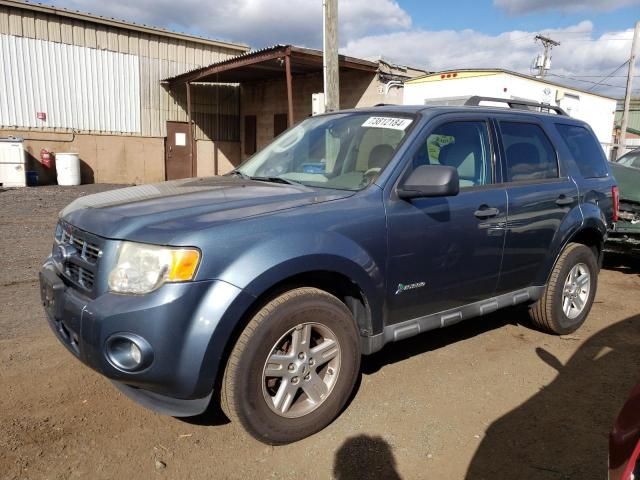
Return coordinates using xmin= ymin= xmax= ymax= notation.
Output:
xmin=221 ymin=288 xmax=360 ymax=444
xmin=529 ymin=242 xmax=598 ymax=334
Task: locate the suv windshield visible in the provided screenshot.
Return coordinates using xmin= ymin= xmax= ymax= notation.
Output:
xmin=616 ymin=149 xmax=640 ymax=169
xmin=235 ymin=112 xmax=415 ymax=191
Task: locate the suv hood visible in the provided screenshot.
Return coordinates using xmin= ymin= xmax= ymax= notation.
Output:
xmin=61 ymin=176 xmax=353 ymax=242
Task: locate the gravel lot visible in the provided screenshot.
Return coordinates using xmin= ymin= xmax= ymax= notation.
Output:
xmin=1 ymin=185 xmax=639 ymax=480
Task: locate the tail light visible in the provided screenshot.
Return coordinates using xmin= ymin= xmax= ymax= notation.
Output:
xmin=612 ymin=186 xmax=619 ymax=223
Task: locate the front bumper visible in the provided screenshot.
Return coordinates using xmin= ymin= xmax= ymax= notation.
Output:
xmin=39 ymin=260 xmax=250 ymax=416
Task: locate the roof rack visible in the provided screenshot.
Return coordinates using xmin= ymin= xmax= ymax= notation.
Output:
xmin=464 ymin=96 xmax=568 ymax=116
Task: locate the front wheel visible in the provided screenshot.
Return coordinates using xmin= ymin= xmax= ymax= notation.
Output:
xmin=220 ymin=288 xmax=361 ymax=444
xmin=528 ymin=242 xmax=598 ymax=334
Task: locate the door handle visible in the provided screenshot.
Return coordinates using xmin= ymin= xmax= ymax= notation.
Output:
xmin=555 ymin=195 xmax=574 ymax=206
xmin=474 ymin=207 xmax=500 ymax=219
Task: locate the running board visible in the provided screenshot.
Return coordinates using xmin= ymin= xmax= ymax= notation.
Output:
xmin=360 ymin=286 xmax=545 ymax=355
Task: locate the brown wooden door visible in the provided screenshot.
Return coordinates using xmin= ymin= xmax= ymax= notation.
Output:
xmin=165 ymin=121 xmax=194 ymax=180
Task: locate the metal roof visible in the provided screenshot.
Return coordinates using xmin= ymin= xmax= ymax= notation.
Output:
xmin=163 ymin=44 xmax=379 ymax=85
xmin=1 ymin=0 xmax=248 ymax=51
xmin=406 ymin=68 xmax=617 ymax=100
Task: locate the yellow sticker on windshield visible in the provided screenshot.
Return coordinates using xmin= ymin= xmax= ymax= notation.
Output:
xmin=362 ymin=117 xmax=413 ymax=130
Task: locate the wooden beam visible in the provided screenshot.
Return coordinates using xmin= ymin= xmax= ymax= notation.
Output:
xmin=186 ymin=82 xmax=195 ymax=177
xmin=285 ymin=52 xmax=294 ymax=128
xmin=323 ymin=0 xmax=340 ymax=111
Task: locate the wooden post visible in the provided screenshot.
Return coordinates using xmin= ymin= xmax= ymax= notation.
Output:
xmin=323 ymin=0 xmax=339 ymax=111
xmin=285 ymin=52 xmax=294 ymax=127
xmin=620 ymin=20 xmax=640 ymax=157
xmin=186 ymin=81 xmax=195 ymax=176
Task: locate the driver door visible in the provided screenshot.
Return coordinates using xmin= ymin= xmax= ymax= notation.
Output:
xmin=385 ymin=117 xmax=507 ymax=325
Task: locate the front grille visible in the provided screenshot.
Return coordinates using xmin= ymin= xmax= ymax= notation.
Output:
xmin=66 ymin=262 xmax=95 ymax=290
xmin=54 ymin=221 xmax=104 ymax=294
xmin=57 ymin=225 xmax=101 ymax=264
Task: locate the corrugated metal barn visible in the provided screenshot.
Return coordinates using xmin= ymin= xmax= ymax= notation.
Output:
xmin=0 ymin=0 xmax=248 ymax=184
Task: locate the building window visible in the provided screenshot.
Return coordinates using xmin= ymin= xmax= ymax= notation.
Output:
xmin=244 ymin=115 xmax=257 ymax=155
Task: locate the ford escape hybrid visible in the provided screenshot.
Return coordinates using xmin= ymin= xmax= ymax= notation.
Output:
xmin=40 ymin=97 xmax=617 ymax=444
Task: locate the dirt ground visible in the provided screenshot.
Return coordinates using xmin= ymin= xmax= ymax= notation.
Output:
xmin=1 ymin=185 xmax=639 ymax=480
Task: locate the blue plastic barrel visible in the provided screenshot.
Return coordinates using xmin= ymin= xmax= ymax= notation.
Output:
xmin=26 ymin=171 xmax=38 ymax=186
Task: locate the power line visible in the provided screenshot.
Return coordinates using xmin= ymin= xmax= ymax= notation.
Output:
xmin=587 ymin=60 xmax=630 ymax=91
xmin=547 ymin=73 xmax=627 ymax=89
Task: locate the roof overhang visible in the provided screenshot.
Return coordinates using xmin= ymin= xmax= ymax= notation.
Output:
xmin=163 ymin=45 xmax=378 ymax=86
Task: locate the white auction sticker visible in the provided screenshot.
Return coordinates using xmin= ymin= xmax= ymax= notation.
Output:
xmin=362 ymin=117 xmax=413 ymax=130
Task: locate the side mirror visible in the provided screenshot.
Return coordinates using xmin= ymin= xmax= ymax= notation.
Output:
xmin=397 ymin=165 xmax=460 ymax=199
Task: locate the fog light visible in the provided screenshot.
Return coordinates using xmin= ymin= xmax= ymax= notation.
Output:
xmin=105 ymin=334 xmax=153 ymax=372
xmin=130 ymin=342 xmax=142 ymax=365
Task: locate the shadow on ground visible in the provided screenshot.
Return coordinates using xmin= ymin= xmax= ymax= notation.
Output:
xmin=603 ymin=253 xmax=640 ymax=276
xmin=466 ymin=314 xmax=640 ymax=479
xmin=334 ymin=434 xmax=401 ymax=480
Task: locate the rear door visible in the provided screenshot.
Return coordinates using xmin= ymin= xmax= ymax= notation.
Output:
xmin=494 ymin=116 xmax=579 ymax=294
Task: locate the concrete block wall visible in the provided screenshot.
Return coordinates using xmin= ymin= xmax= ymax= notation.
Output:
xmin=0 ymin=129 xmax=165 ymax=185
xmin=196 ymin=140 xmax=241 ymax=176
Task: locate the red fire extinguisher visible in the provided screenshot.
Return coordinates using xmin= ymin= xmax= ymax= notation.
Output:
xmin=40 ymin=149 xmax=53 ymax=169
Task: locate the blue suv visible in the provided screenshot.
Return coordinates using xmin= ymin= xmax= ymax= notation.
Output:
xmin=40 ymin=98 xmax=618 ymax=444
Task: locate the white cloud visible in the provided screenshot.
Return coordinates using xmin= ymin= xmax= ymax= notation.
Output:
xmin=494 ymin=0 xmax=640 ymax=14
xmin=342 ymin=20 xmax=635 ymax=97
xmin=46 ymin=0 xmax=635 ymax=97
xmin=47 ymin=0 xmax=411 ymax=47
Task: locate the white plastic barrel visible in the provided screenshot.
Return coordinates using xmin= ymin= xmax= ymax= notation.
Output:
xmin=55 ymin=153 xmax=81 ymax=186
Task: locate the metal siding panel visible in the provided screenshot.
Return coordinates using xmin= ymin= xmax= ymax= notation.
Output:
xmin=0 ymin=34 xmax=140 ymax=133
xmin=84 ymin=24 xmax=97 ymax=49
xmin=118 ymin=30 xmax=128 ymax=53
xmin=0 ymin=7 xmax=8 ymax=35
xmin=96 ymin=25 xmax=108 ymax=50
xmin=7 ymin=9 xmax=22 ymax=36
xmin=72 ymin=20 xmax=85 ymax=47
xmin=59 ymin=18 xmax=73 ymax=44
xmin=21 ymin=10 xmax=35 ymax=38
xmin=128 ymin=31 xmax=139 ymax=55
xmin=107 ymin=28 xmax=118 ymax=51
xmin=35 ymin=12 xmax=47 ymax=40
xmin=47 ymin=16 xmax=61 ymax=43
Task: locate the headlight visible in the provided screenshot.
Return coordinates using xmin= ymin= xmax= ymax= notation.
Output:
xmin=108 ymin=242 xmax=200 ymax=294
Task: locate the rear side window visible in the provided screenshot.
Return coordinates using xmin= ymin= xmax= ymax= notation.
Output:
xmin=555 ymin=124 xmax=608 ymax=178
xmin=500 ymin=122 xmax=559 ymax=182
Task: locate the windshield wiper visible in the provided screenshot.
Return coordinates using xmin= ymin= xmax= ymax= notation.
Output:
xmin=249 ymin=176 xmax=305 ymax=187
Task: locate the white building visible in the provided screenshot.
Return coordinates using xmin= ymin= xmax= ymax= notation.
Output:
xmin=403 ymin=69 xmax=617 ymax=154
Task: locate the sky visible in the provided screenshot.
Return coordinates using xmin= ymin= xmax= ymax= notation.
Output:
xmin=45 ymin=0 xmax=640 ymax=97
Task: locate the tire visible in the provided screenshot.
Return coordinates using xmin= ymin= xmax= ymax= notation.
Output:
xmin=220 ymin=287 xmax=361 ymax=444
xmin=528 ymin=242 xmax=598 ymax=335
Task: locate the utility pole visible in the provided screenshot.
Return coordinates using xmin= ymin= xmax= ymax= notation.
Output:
xmin=535 ymin=34 xmax=560 ymax=78
xmin=323 ymin=0 xmax=339 ymax=112
xmin=620 ymin=20 xmax=640 ymax=156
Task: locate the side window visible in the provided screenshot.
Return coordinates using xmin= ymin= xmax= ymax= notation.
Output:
xmin=555 ymin=124 xmax=608 ymax=178
xmin=500 ymin=122 xmax=559 ymax=182
xmin=412 ymin=121 xmax=492 ymax=188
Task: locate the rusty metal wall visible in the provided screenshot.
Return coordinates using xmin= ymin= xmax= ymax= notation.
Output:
xmin=0 ymin=4 xmax=242 ymax=139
